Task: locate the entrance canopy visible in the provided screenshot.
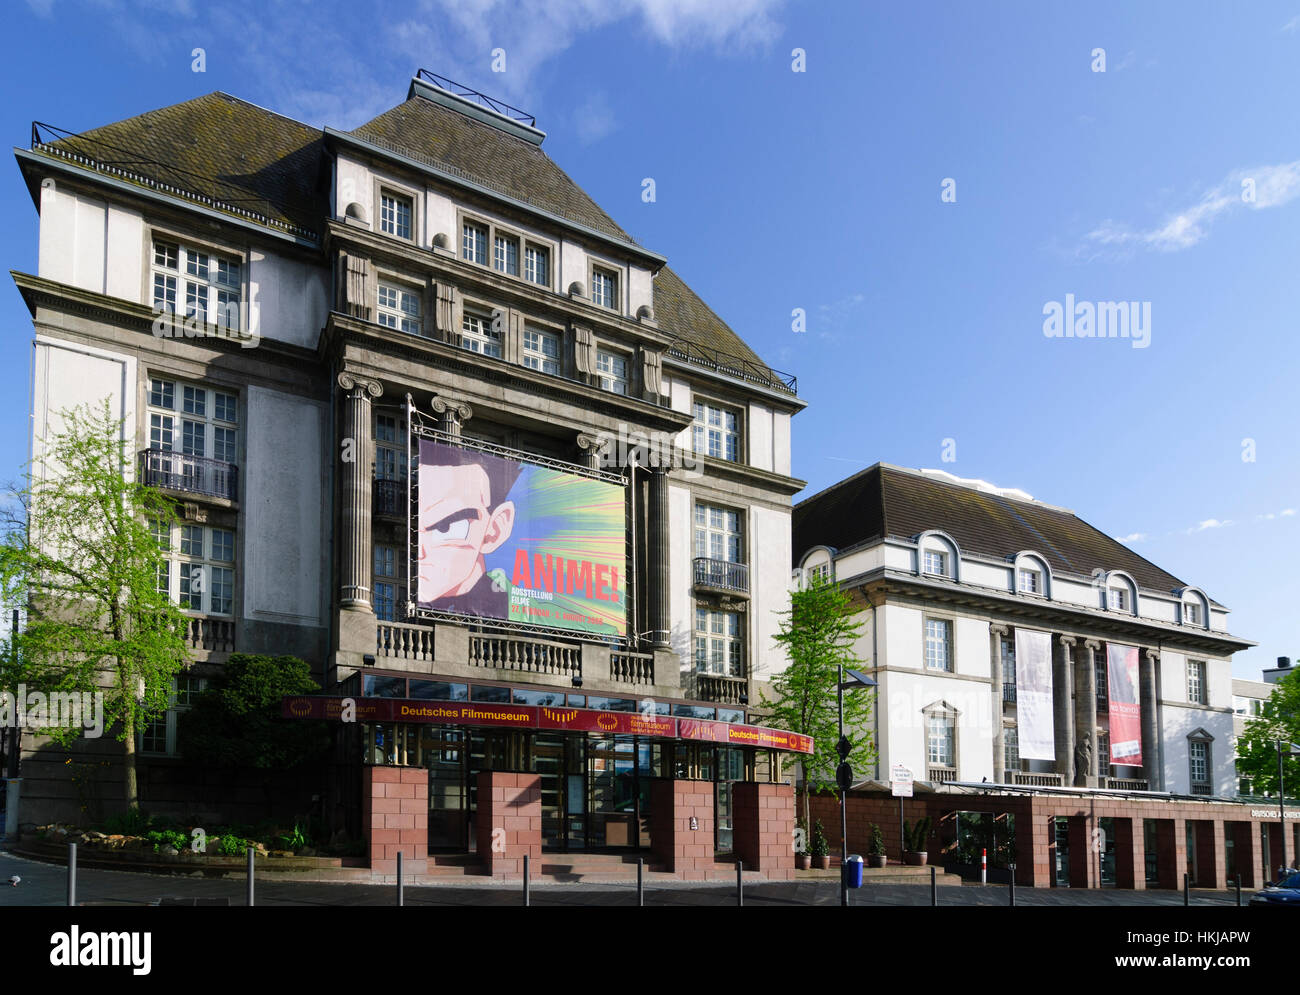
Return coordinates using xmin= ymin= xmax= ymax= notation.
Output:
xmin=281 ymin=695 xmax=813 ymax=754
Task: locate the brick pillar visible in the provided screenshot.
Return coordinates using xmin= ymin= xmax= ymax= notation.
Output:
xmin=649 ymin=779 xmax=715 ymax=880
xmin=1114 ymin=817 xmax=1144 ymax=890
xmin=1233 ymin=822 xmax=1256 ymax=888
xmin=1198 ymin=821 xmax=1225 ymax=889
xmin=1029 ymin=808 xmax=1055 ymax=888
xmin=1156 ymin=818 xmax=1187 ymax=889
xmin=475 ymin=771 xmax=542 ymax=878
xmin=733 ymin=782 xmax=795 ymax=880
xmin=362 ymin=766 xmax=428 ymax=876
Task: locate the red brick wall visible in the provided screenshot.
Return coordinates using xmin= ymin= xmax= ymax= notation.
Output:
xmin=649 ymin=779 xmax=715 ymax=880
xmin=474 ymin=771 xmax=542 ymax=879
xmin=733 ymin=782 xmax=795 ymax=880
xmin=362 ymin=766 xmax=427 ymax=876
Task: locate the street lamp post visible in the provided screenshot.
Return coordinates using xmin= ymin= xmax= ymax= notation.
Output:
xmin=837 ymin=666 xmax=876 ymax=908
xmin=1277 ymin=740 xmax=1300 ymax=879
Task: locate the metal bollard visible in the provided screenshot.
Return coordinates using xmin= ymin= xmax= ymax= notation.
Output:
xmin=1235 ymin=874 xmax=1241 ymax=907
xmin=523 ymin=853 xmax=530 ymax=907
xmin=1183 ymin=872 xmax=1189 ymax=906
xmin=1009 ymin=871 xmax=1016 ymax=906
xmin=246 ymin=846 xmax=255 ymax=906
xmin=737 ymin=860 xmax=744 ymax=907
xmin=637 ymin=857 xmax=644 ymax=907
xmin=67 ymin=842 xmax=76 ymax=907
xmin=396 ymin=850 xmax=403 ymax=907
xmin=930 ymin=864 xmax=936 ymax=906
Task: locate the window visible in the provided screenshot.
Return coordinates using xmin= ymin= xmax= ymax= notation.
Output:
xmin=1001 ymin=637 xmax=1017 ymax=698
xmin=461 ymin=220 xmax=487 ymax=264
xmin=152 ymin=239 xmax=242 ymax=329
xmin=140 ymin=673 xmax=207 ymax=757
xmin=1004 ymin=726 xmax=1019 ymax=773
xmin=1184 ymin=601 xmax=1202 ymax=625
xmin=493 ymin=233 xmax=519 ymax=276
xmin=522 ymin=326 xmax=561 ymax=375
xmin=375 ymin=413 xmax=406 ymax=482
xmin=591 ymin=267 xmax=618 ymax=309
xmin=374 ymin=544 xmax=400 ymax=622
xmin=595 ymin=349 xmax=628 ymax=394
xmin=1187 ymin=660 xmax=1207 ymax=705
xmin=927 ymin=714 xmax=954 ymax=768
xmin=1018 ymin=568 xmax=1041 ymax=594
xmin=144 ymin=378 xmax=239 ymax=500
xmin=924 ymin=550 xmax=947 ymax=576
xmin=694 ymin=607 xmax=743 ymax=677
xmin=692 ymin=401 xmax=740 ymax=461
xmin=378 ymin=283 xmax=421 ymax=335
xmin=380 ymin=193 xmax=412 ymax=239
xmin=925 ymin=618 xmax=952 ymax=672
xmin=1234 ymin=696 xmax=1263 ymax=717
xmin=807 ymin=562 xmax=831 ymax=584
xmin=524 ymin=243 xmax=549 ymax=286
xmin=461 ymin=308 xmax=503 ymax=358
xmin=1098 ymin=731 xmax=1111 ymax=776
xmin=1189 ymin=740 xmax=1211 ymax=792
xmin=157 ymin=522 xmax=235 ymax=615
xmin=694 ymin=503 xmax=743 ymax=563
xmin=1107 ymin=586 xmax=1129 ymax=611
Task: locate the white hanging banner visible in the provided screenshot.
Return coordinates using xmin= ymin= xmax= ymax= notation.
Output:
xmin=1015 ymin=628 xmax=1055 ymax=760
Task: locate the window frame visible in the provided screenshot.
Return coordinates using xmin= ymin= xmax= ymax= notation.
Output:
xmin=1018 ymin=567 xmax=1041 ymax=594
xmin=145 ymin=376 xmax=240 ymax=467
xmin=924 ymin=550 xmax=948 ymax=577
xmin=1188 ymin=737 xmax=1211 ymax=790
xmin=456 ymin=210 xmax=557 ymax=292
xmin=373 ymin=177 xmax=420 ymax=244
xmin=694 ymin=501 xmax=746 ymax=565
xmin=139 ymin=673 xmax=208 ymax=757
xmin=691 ymin=397 xmax=743 ymax=463
xmin=376 ymin=279 xmax=423 ymax=336
xmin=460 ymin=302 xmax=504 ymax=359
xmin=379 ymin=190 xmax=414 ymax=241
xmin=923 ymin=616 xmax=954 ymax=673
xmin=594 ymin=345 xmax=631 ymax=395
xmin=1186 ymin=659 xmax=1207 ymax=706
xmin=590 ymin=264 xmax=620 ymax=311
xmin=693 ymin=605 xmax=745 ymax=678
xmin=522 ymin=324 xmax=563 ymax=376
xmin=154 ymin=518 xmax=237 ymax=617
xmin=149 ymin=232 xmax=245 ymax=332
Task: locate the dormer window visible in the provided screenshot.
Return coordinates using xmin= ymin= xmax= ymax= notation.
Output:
xmin=924 ymin=550 xmax=947 ymax=576
xmin=1108 ymin=587 xmax=1128 ymax=611
xmin=1018 ymin=568 xmax=1041 ymax=594
xmin=1184 ymin=601 xmax=1202 ymax=625
xmin=380 ymin=192 xmax=412 ymax=240
xmin=591 ymin=267 xmax=618 ymax=310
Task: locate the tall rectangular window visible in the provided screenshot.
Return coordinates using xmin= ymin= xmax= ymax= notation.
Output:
xmin=147 ymin=377 xmax=238 ymax=472
xmin=924 ymin=618 xmax=952 ymax=671
xmin=692 ymin=401 xmax=740 ymax=462
xmin=461 ymin=221 xmax=487 ymax=264
xmin=927 ymin=714 xmax=954 ymax=767
xmin=1004 ymin=726 xmax=1019 ymax=772
xmin=374 ymin=414 xmax=406 ymax=482
xmin=1189 ymin=740 xmax=1210 ymax=789
xmin=694 ymin=607 xmax=743 ymax=677
xmin=493 ymin=233 xmax=519 ymax=276
xmin=524 ymin=244 xmax=549 ymax=286
xmin=522 ymin=327 xmax=561 ymax=375
xmin=1187 ymin=660 xmax=1207 ymax=705
xmin=157 ymin=522 xmax=236 ymax=616
xmin=378 ymin=283 xmax=421 ymax=335
xmin=152 ymin=239 xmax=241 ymax=329
xmin=591 ymin=267 xmax=617 ymax=309
xmin=380 ymin=193 xmax=412 ymax=239
xmin=374 ymin=544 xmax=399 ymax=622
xmin=595 ymin=350 xmax=628 ymax=394
xmin=461 ymin=309 xmax=503 ymax=358
xmin=694 ymin=503 xmax=743 ymax=563
xmin=140 ymin=673 xmax=207 ymax=756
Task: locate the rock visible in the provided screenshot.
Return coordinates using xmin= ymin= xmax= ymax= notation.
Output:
xmin=162 ymin=846 xmax=179 ymax=856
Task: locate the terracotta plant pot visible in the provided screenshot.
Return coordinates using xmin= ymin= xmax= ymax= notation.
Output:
xmin=813 ymin=854 xmax=832 ymax=870
xmin=867 ymin=854 xmax=887 ymax=868
xmin=796 ymin=854 xmax=812 ymax=870
xmin=903 ymin=851 xmax=928 ymax=866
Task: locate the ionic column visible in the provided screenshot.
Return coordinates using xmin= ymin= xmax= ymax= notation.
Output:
xmin=338 ymin=372 xmax=382 ymax=610
xmin=430 ymin=395 xmax=472 ymax=437
xmin=1053 ymin=635 xmax=1076 ymax=786
xmin=1140 ymin=647 xmax=1161 ymax=790
xmin=1076 ymin=640 xmax=1100 ymax=787
xmin=576 ymin=432 xmax=608 ymax=471
xmin=648 ymin=464 xmax=671 ymax=648
xmin=989 ymin=624 xmax=1009 ymax=781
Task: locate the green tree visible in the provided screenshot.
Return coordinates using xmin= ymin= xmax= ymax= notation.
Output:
xmin=1236 ymin=668 xmax=1300 ymax=796
xmin=178 ymin=654 xmax=326 ymax=769
xmin=0 ymin=400 xmax=191 ymax=810
xmin=761 ymin=571 xmax=877 ymax=839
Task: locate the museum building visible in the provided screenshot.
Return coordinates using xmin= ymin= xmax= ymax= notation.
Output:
xmin=13 ymin=73 xmax=807 ymax=879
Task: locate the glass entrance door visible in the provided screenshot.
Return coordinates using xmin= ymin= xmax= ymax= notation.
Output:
xmin=1053 ymin=817 xmax=1070 ymax=886
xmin=534 ymin=733 xmax=566 ymax=849
xmin=426 ymin=728 xmax=466 ymax=849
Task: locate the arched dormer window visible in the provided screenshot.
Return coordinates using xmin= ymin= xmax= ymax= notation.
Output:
xmin=916 ymin=530 xmax=960 ymax=582
xmin=1176 ymin=587 xmax=1210 ymax=629
xmin=1100 ymin=570 xmax=1138 ymax=616
xmin=797 ymin=545 xmax=837 ymax=587
xmin=1012 ymin=551 xmax=1052 ymax=599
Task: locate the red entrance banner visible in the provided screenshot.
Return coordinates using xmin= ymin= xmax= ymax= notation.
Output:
xmin=280 ymin=695 xmax=814 ymax=754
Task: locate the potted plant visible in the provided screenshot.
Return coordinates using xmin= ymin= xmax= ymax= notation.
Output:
xmin=811 ymin=820 xmax=831 ymax=869
xmin=795 ymin=819 xmax=812 ymax=869
xmin=903 ymin=816 xmax=931 ymax=866
xmin=868 ymin=823 xmax=887 ymax=868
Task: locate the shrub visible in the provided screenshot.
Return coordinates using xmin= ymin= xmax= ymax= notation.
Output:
xmin=869 ymin=823 xmax=886 ymax=856
xmin=811 ymin=819 xmax=830 ymax=857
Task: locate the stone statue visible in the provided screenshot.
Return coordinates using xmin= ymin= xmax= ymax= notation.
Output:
xmin=1075 ymin=732 xmax=1094 ymax=783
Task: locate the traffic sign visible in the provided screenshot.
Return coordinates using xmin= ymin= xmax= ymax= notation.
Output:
xmin=890 ymin=763 xmax=913 ymax=797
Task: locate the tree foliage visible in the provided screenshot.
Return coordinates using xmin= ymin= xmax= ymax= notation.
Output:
xmin=1236 ymin=668 xmax=1300 ymax=796
xmin=762 ymin=571 xmax=877 ymax=834
xmin=178 ymin=654 xmax=327 ymax=769
xmin=0 ymin=400 xmax=191 ymax=808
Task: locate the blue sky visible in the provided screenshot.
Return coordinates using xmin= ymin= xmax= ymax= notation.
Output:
xmin=3 ymin=0 xmax=1298 ymax=678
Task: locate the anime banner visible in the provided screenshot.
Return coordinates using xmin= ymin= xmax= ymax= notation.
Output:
xmin=1106 ymin=642 xmax=1143 ymax=766
xmin=416 ymin=439 xmax=627 ymax=638
xmin=1015 ymin=627 xmax=1054 ymax=760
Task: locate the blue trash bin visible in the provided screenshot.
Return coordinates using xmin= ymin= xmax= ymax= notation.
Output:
xmin=843 ymin=854 xmax=864 ymax=888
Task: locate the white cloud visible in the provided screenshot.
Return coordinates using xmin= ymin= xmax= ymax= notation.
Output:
xmin=1083 ymin=160 xmax=1300 ymax=255
xmin=573 ymin=91 xmax=617 ymax=145
xmin=1257 ymin=508 xmax=1296 ymax=521
xmin=1114 ymin=532 xmax=1147 ymax=543
xmin=1188 ymin=518 xmax=1233 ymax=534
xmin=1282 ymin=15 xmax=1300 ymax=32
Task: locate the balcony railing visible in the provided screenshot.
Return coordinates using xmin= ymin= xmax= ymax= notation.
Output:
xmin=185 ymin=615 xmax=233 ymax=653
xmin=469 ymin=632 xmax=581 ymax=679
xmin=140 ymin=449 xmax=238 ymax=501
xmin=1190 ymin=783 xmax=1212 ymax=796
xmin=691 ymin=673 xmax=748 ymax=705
xmin=1002 ymin=683 xmax=1017 ymax=703
xmin=692 ymin=557 xmax=749 ymax=595
xmin=1007 ymin=771 xmax=1063 ymax=787
xmin=374 ymin=478 xmax=404 ymax=517
xmin=1105 ymin=777 xmax=1150 ymax=791
xmin=927 ymin=766 xmax=958 ymax=784
xmin=610 ymin=651 xmax=655 ymax=687
xmin=377 ymin=621 xmax=434 ymax=663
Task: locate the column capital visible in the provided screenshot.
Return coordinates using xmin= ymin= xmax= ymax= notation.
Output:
xmin=430 ymin=394 xmax=473 ymax=421
xmin=337 ymin=371 xmax=383 ymax=398
xmin=989 ymin=623 xmax=1009 ymax=637
xmin=1142 ymin=647 xmax=1160 ymax=663
xmin=1084 ymin=638 xmax=1102 ymax=652
xmin=1057 ymin=634 xmax=1078 ymax=648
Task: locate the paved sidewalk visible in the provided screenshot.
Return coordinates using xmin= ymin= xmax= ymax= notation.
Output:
xmin=0 ymin=847 xmax=1246 ymax=907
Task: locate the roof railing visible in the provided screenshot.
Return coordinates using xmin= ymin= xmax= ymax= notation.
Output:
xmin=664 ymin=335 xmax=797 ymax=395
xmin=416 ymin=70 xmax=537 ymax=127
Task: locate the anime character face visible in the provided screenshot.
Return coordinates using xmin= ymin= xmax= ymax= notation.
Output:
xmin=418 ymin=461 xmax=515 ymax=603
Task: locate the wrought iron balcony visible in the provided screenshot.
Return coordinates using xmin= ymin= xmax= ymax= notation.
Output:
xmin=374 ymin=477 xmax=404 ymax=517
xmin=692 ymin=557 xmax=749 ymax=595
xmin=1002 ymin=683 xmax=1017 ymax=703
xmin=139 ymin=449 xmax=237 ymax=501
